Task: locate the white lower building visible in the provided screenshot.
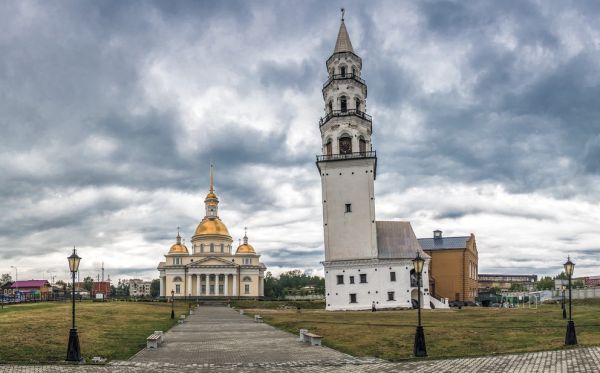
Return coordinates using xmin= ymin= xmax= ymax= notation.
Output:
xmin=324 ymin=222 xmax=433 ymax=311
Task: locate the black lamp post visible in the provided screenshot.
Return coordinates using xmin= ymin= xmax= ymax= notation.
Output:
xmin=564 ymin=257 xmax=577 ymax=345
xmin=561 ymin=285 xmax=566 ymax=320
xmin=66 ymin=248 xmax=82 ymax=362
xmin=171 ymin=290 xmax=175 ymax=319
xmin=413 ymin=252 xmax=427 ymax=357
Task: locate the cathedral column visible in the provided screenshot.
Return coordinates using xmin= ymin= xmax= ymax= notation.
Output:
xmin=205 ymin=274 xmax=210 ymax=296
xmin=187 ymin=274 xmax=192 ymax=296
xmin=232 ymin=274 xmax=237 ymax=296
xmin=197 ymin=275 xmax=201 ymax=296
xmin=224 ymin=274 xmax=229 ymax=296
xmin=159 ymin=276 xmax=164 ymax=297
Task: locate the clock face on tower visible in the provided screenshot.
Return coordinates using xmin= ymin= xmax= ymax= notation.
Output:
xmin=339 ymin=137 xmax=352 ymax=154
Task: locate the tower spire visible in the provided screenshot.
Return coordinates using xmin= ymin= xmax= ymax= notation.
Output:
xmin=209 ymin=162 xmax=214 ymax=193
xmin=244 ymin=227 xmax=248 ymax=244
xmin=334 ymin=10 xmax=354 ymax=53
xmin=176 ymin=227 xmax=181 ymax=244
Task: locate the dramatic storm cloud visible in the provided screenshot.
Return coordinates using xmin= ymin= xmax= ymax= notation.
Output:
xmin=1 ymin=0 xmax=599 ymax=282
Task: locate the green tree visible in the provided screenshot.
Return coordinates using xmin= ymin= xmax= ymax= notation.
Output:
xmin=0 ymin=273 xmax=12 ymax=287
xmin=150 ymin=279 xmax=160 ymax=297
xmin=83 ymin=276 xmax=94 ymax=292
xmin=555 ymin=272 xmax=567 ymax=280
xmin=536 ymin=276 xmax=554 ymax=290
xmin=55 ymin=280 xmax=67 ymax=291
xmin=509 ymin=283 xmax=526 ymax=292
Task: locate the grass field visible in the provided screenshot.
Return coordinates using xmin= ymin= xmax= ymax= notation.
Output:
xmin=244 ymin=299 xmax=600 ymax=361
xmin=0 ymin=300 xmax=188 ymax=363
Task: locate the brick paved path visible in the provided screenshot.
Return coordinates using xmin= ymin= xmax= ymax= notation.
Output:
xmin=1 ymin=306 xmax=599 ymax=372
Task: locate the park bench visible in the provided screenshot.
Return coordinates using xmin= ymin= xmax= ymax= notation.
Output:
xmin=299 ymin=329 xmax=323 ymax=346
xmin=254 ymin=315 xmax=263 ymax=323
xmin=146 ymin=333 xmax=162 ymax=349
xmin=178 ymin=314 xmax=186 ymax=324
xmin=239 ymin=309 xmax=244 ymax=315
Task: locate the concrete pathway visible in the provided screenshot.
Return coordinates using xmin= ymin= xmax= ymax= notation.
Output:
xmin=128 ymin=305 xmax=371 ymax=365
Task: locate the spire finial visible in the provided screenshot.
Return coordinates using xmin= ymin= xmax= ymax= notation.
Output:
xmin=243 ymin=227 xmax=248 ymax=244
xmin=176 ymin=226 xmax=181 ymax=243
xmin=341 ymin=7 xmax=345 ymax=22
xmin=209 ymin=161 xmax=214 ymax=193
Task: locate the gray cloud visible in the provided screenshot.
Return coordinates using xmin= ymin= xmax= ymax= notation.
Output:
xmin=1 ymin=1 xmax=599 ymax=281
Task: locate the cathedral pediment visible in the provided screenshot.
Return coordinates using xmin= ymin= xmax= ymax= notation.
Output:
xmin=188 ymin=256 xmax=237 ymax=267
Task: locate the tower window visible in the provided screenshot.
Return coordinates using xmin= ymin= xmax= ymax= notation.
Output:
xmin=390 ymin=272 xmax=396 ymax=282
xmin=352 ymin=67 xmax=356 ymax=76
xmin=326 ymin=140 xmax=332 ymax=156
xmin=175 ymin=284 xmax=181 ymax=294
xmin=244 ymin=284 xmax=250 ymax=294
xmin=360 ymin=273 xmax=367 ymax=283
xmin=210 ymin=243 xmax=214 ymax=252
xmin=388 ymin=291 xmax=395 ymax=301
xmin=340 ymin=96 xmax=347 ymax=112
xmin=336 ymin=275 xmax=344 ymax=285
xmin=349 ymin=276 xmax=355 ymax=284
xmin=359 ymin=138 xmax=366 ymax=154
xmin=340 ymin=66 xmax=346 ymax=77
xmin=200 ymin=244 xmax=204 ymax=252
xmin=220 ymin=244 xmax=224 ymax=253
xmin=349 ymin=293 xmax=357 ymax=303
xmin=339 ymin=136 xmax=352 ymax=154
xmin=345 ymin=204 xmax=352 ymax=213
xmin=328 ymin=100 xmax=333 ymax=113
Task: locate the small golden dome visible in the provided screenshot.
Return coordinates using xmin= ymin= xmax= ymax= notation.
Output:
xmin=236 ymin=243 xmax=256 ymax=254
xmin=194 ymin=218 xmax=231 ymax=237
xmin=169 ymin=242 xmax=189 ymax=254
xmin=206 ymin=191 xmax=217 ymax=200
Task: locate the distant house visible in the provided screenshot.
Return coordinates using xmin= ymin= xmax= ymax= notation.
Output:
xmin=1 ymin=281 xmax=14 ymax=295
xmin=128 ymin=279 xmax=151 ymax=297
xmin=10 ymin=280 xmax=51 ymax=300
xmin=584 ymin=276 xmax=600 ymax=287
xmin=478 ymin=274 xmax=538 ymax=292
xmin=418 ymin=230 xmax=479 ymax=302
xmin=91 ymin=281 xmax=111 ymax=299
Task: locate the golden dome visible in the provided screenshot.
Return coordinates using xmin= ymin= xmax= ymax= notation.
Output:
xmin=194 ymin=218 xmax=231 ymax=237
xmin=206 ymin=191 xmax=217 ymax=199
xmin=169 ymin=242 xmax=189 ymax=254
xmin=236 ymin=243 xmax=256 ymax=254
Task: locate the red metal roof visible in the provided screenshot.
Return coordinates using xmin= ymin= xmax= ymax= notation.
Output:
xmin=11 ymin=280 xmax=49 ymax=288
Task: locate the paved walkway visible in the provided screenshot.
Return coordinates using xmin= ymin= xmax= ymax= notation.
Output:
xmin=128 ymin=305 xmax=370 ymax=365
xmin=1 ymin=306 xmax=599 ymax=372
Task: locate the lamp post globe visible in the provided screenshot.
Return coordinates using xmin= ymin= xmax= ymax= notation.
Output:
xmin=66 ymin=248 xmax=82 ymax=362
xmin=563 ymin=257 xmax=577 ymax=346
xmin=412 ymin=252 xmax=427 ymax=357
xmin=171 ymin=290 xmax=175 ymax=319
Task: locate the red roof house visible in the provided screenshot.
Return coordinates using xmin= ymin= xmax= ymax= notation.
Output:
xmin=11 ymin=280 xmax=51 ymax=300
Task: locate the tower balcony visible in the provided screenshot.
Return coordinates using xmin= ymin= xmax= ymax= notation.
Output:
xmin=319 ymin=109 xmax=372 ymax=127
xmin=322 ymin=72 xmax=366 ymax=90
xmin=316 ymin=151 xmax=376 ymax=162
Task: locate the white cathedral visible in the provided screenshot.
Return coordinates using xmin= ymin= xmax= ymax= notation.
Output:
xmin=317 ymin=16 xmax=447 ymax=311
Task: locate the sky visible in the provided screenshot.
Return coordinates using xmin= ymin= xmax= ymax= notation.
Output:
xmin=1 ymin=0 xmax=599 ymax=283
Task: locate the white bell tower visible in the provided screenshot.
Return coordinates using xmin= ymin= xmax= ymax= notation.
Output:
xmin=317 ymin=12 xmax=377 ymax=262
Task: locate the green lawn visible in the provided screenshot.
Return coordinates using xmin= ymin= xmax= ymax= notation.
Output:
xmin=244 ymin=299 xmax=600 ymax=361
xmin=0 ymin=300 xmax=188 ymax=363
